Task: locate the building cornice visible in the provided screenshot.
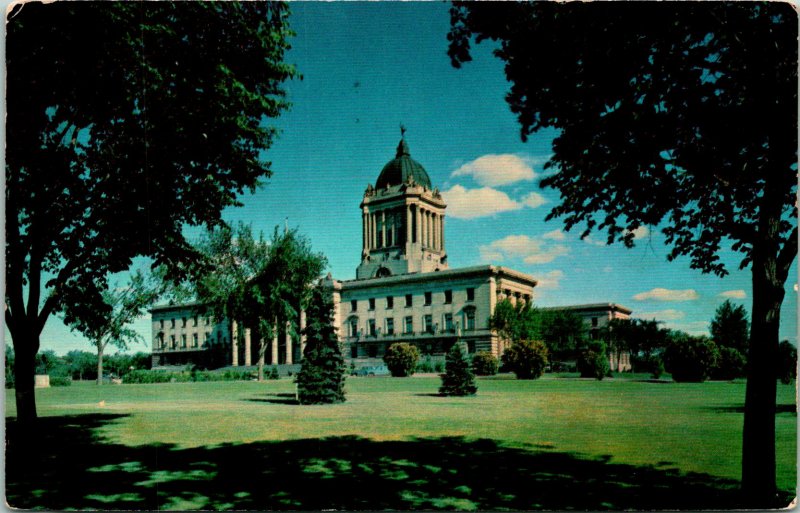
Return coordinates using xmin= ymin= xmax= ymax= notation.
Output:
xmin=340 ymin=265 xmax=537 ymax=290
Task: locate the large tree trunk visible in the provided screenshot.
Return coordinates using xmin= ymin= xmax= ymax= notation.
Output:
xmin=740 ymin=251 xmax=785 ymax=506
xmin=13 ymin=332 xmax=38 ymax=426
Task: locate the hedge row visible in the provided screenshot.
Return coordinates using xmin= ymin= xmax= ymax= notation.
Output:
xmin=123 ymin=369 xmax=255 ymax=384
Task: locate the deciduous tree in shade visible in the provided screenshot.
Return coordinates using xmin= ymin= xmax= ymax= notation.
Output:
xmin=711 ymin=300 xmax=750 ymax=355
xmin=6 ymin=1 xmax=296 ymax=424
xmin=449 ymin=3 xmax=796 ymax=503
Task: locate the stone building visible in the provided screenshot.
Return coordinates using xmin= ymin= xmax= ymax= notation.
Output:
xmin=149 ymin=134 xmax=633 ymax=370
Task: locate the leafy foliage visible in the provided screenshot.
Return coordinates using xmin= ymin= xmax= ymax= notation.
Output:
xmin=439 ymin=343 xmax=478 ymax=396
xmin=539 ymin=309 xmax=587 ymax=361
xmin=471 ymin=351 xmax=499 ymax=376
xmin=448 ymin=3 xmax=797 ymax=498
xmin=711 ymin=300 xmax=750 ymax=354
xmin=490 ymin=300 xmax=541 ymax=343
xmin=776 ymin=341 xmax=796 ymax=385
xmin=501 ymin=340 xmax=549 ymax=380
xmin=6 ymin=1 xmax=296 ymax=420
xmin=296 ymin=284 xmax=346 ymax=404
xmin=664 ymin=333 xmax=720 ymax=383
xmin=711 ymin=347 xmax=747 ymax=381
xmin=577 ymin=341 xmax=611 ymax=380
xmin=383 ymin=343 xmax=420 ymax=378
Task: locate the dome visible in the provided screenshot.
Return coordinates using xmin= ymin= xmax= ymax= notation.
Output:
xmin=375 ymin=138 xmax=432 ymax=190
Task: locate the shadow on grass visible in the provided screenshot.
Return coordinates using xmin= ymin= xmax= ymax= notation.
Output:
xmin=710 ymin=404 xmax=796 ymax=415
xmin=6 ymin=414 xmax=789 ymax=511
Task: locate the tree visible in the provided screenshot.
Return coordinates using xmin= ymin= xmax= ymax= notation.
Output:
xmin=62 ymin=350 xmax=97 ymax=381
xmin=296 ymin=283 xmax=346 ymax=405
xmin=489 ymin=299 xmax=541 ymax=343
xmin=471 ymin=351 xmax=499 ymax=376
xmin=604 ymin=318 xmax=669 ymax=374
xmin=439 ymin=342 xmax=477 ymax=396
xmin=776 ymin=341 xmax=796 ymax=385
xmin=449 ymin=4 xmax=796 ymax=501
xmin=712 ymin=347 xmax=747 ymax=381
xmin=663 ymin=332 xmax=720 ymax=383
xmin=539 ymin=309 xmax=587 ymax=361
xmin=383 ymin=343 xmax=420 ymax=377
xmin=6 ymin=2 xmax=296 ymax=424
xmin=711 ymin=300 xmax=750 ymax=355
xmin=5 ymin=346 xmax=16 ymax=389
xmin=193 ymin=224 xmax=327 ymax=381
xmin=576 ymin=341 xmax=610 ymax=380
xmin=66 ymin=270 xmax=162 ymax=384
xmin=501 ymin=339 xmax=549 ymax=380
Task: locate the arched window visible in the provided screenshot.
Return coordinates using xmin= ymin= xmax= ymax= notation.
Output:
xmin=462 ymin=306 xmax=477 ymax=331
xmin=375 ymin=266 xmax=392 ymax=278
xmin=347 ymin=316 xmax=359 ymax=338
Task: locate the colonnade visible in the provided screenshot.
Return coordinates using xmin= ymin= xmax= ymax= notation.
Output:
xmin=230 ymin=311 xmax=306 ymax=367
xmin=362 ymin=204 xmax=445 ymax=252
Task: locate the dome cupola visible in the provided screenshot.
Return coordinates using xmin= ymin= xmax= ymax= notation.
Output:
xmin=375 ymin=137 xmax=432 ymax=190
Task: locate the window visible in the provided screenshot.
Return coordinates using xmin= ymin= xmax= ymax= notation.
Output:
xmin=369 ymin=298 xmax=375 ymax=310
xmin=181 ymin=317 xmax=187 ymax=328
xmin=591 ymin=317 xmax=598 ymax=328
xmin=349 ymin=318 xmax=359 ymax=338
xmin=170 ymin=318 xmax=176 ymax=329
xmin=192 ymin=333 xmax=198 ymax=347
xmin=424 ymin=314 xmax=434 ymax=334
xmin=193 ymin=315 xmax=198 ymax=327
xmin=386 ymin=296 xmax=394 ymax=309
xmin=368 ymin=319 xmax=376 ymax=337
xmin=204 ymin=332 xmax=211 ymax=347
xmin=405 ymin=294 xmax=413 ymax=307
xmin=170 ymin=335 xmax=176 ymax=349
xmin=386 ymin=318 xmax=395 ymax=335
xmin=444 ymin=290 xmax=452 ymax=304
xmin=157 ymin=334 xmax=164 ymax=349
xmin=466 ymin=288 xmax=475 ymax=301
xmin=368 ymin=345 xmax=378 ymax=358
xmin=159 ymin=319 xmax=164 ymax=330
xmin=444 ymin=313 xmax=453 ymax=332
xmin=424 ymin=292 xmax=432 ymax=305
xmin=181 ymin=334 xmax=187 ymax=347
xmin=351 ymin=345 xmax=358 ymax=358
xmin=351 ymin=300 xmax=358 ymax=312
xmin=404 ymin=316 xmax=413 ymax=334
xmin=466 ymin=309 xmax=476 ymax=331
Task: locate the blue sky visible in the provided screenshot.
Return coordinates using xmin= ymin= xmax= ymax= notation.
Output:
xmin=27 ymin=2 xmax=797 ymax=355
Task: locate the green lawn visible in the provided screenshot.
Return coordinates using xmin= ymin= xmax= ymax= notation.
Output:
xmin=5 ymin=375 xmax=796 ymax=510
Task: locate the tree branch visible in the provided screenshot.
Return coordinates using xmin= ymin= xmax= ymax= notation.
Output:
xmin=777 ymin=226 xmax=798 ymax=284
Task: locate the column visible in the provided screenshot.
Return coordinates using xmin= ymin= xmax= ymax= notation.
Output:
xmin=271 ymin=329 xmax=279 ymax=365
xmin=381 ymin=210 xmax=386 ymax=249
xmin=427 ymin=211 xmax=432 ymax=248
xmin=362 ymin=212 xmax=367 ymax=252
xmin=300 ymin=309 xmax=307 ymax=358
xmin=244 ymin=327 xmax=252 ymax=366
xmin=414 ymin=205 xmax=422 ymax=247
xmin=285 ymin=321 xmax=293 ymax=365
xmin=420 ymin=209 xmax=426 ymax=247
xmin=231 ymin=320 xmax=239 ymax=367
xmin=440 ymin=214 xmax=445 ymax=251
xmin=371 ymin=212 xmax=377 ymax=249
xmin=433 ymin=213 xmax=438 ymax=250
xmin=406 ymin=204 xmax=413 ymax=246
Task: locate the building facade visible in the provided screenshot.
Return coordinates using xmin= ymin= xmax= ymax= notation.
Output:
xmin=149 ymin=135 xmax=633 ymax=370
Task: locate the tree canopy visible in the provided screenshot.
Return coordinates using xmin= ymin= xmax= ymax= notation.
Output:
xmin=6 ymin=1 xmax=296 ymax=422
xmin=448 ymin=3 xmax=796 ymax=503
xmin=710 ymin=300 xmax=750 ymax=355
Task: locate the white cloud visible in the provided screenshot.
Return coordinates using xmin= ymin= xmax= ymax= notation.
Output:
xmin=629 ymin=226 xmax=650 ymax=240
xmin=602 ymin=266 xmax=613 ymax=273
xmin=535 ymin=270 xmax=564 ymax=290
xmin=521 ymin=192 xmax=548 ymax=209
xmin=583 ymin=236 xmax=607 ymax=247
xmin=634 ymin=309 xmax=686 ymax=321
xmin=541 ymin=229 xmax=566 ymax=241
xmin=479 ymin=234 xmax=569 ymax=265
xmin=633 ymin=288 xmax=699 ymax=301
xmin=442 ymin=185 xmax=523 ymax=219
xmin=451 ymin=154 xmax=536 ymax=187
xmin=719 ymin=289 xmax=747 ymax=299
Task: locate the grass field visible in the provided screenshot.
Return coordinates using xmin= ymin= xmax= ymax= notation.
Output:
xmin=5 ymin=374 xmax=796 ymax=510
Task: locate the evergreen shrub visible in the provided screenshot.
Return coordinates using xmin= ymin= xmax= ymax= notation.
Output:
xmin=383 ymin=343 xmax=420 ymax=377
xmin=471 ymin=351 xmax=499 ymax=376
xmin=501 ymin=339 xmax=548 ymax=380
xmin=439 ymin=343 xmax=477 ymax=396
